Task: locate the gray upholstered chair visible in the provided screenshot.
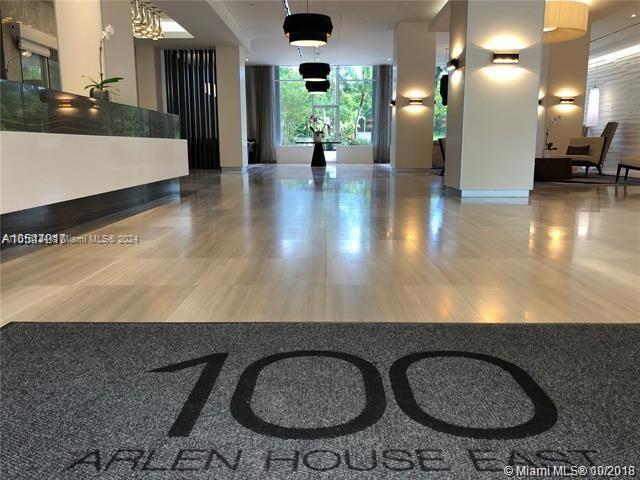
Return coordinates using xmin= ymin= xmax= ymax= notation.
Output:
xmin=570 ymin=122 xmax=618 ymax=175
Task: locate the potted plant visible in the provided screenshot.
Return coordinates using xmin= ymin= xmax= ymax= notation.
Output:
xmin=544 ymin=115 xmax=562 ymax=151
xmin=83 ymin=24 xmax=122 ymax=101
xmin=307 ymin=114 xmax=331 ymax=143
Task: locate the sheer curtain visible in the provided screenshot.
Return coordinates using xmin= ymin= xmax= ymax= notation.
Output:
xmin=245 ymin=66 xmax=276 ymax=163
xmin=372 ymin=65 xmax=392 ymax=163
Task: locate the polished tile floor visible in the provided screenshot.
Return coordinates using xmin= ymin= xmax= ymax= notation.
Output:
xmin=1 ymin=165 xmax=639 ymax=325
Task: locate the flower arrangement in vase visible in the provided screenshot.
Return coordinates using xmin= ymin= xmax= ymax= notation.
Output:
xmin=308 ymin=115 xmax=332 ymax=143
xmin=83 ymin=24 xmax=123 ymax=101
xmin=544 ymin=115 xmax=562 ymax=151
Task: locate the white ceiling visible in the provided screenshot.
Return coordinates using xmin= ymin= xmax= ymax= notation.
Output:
xmin=142 ymin=0 xmax=636 ymax=66
xmin=223 ymin=0 xmax=446 ymax=65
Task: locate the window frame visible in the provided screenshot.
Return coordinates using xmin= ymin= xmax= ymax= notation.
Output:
xmin=275 ymin=65 xmax=375 ymax=146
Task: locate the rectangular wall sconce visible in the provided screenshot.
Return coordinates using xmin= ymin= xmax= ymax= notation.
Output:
xmin=446 ymin=58 xmax=459 ymax=71
xmin=492 ymin=52 xmax=519 ymax=64
xmin=389 ymin=99 xmax=397 ymax=107
xmin=408 ymin=98 xmax=424 ymax=105
xmin=559 ymin=97 xmax=575 ymax=104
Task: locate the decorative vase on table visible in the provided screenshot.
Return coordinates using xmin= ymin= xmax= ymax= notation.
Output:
xmin=82 ymin=24 xmax=122 ymax=104
xmin=313 ymin=132 xmax=323 ymax=143
xmin=90 ymin=89 xmax=110 ymax=102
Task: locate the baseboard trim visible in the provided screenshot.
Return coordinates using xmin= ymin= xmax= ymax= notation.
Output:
xmin=447 ymin=188 xmax=531 ymax=198
xmin=221 ymin=166 xmax=248 ymax=173
xmin=392 ymin=167 xmax=432 ymax=174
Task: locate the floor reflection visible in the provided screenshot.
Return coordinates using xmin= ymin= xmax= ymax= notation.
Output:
xmin=2 ymin=164 xmax=638 ymax=324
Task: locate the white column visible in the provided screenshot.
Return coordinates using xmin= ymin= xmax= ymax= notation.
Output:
xmin=444 ymin=0 xmax=545 ymax=197
xmin=135 ymin=45 xmax=163 ymax=111
xmin=391 ymin=22 xmax=436 ymax=170
xmin=537 ymin=34 xmax=590 ymax=155
xmin=100 ymin=0 xmax=138 ymax=106
xmin=216 ymin=46 xmax=248 ymax=170
xmin=55 ymin=0 xmax=102 ymax=96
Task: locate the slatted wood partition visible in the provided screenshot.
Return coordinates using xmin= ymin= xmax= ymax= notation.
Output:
xmin=164 ymin=49 xmax=220 ymax=169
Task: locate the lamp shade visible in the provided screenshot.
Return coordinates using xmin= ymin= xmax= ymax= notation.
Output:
xmin=299 ymin=62 xmax=331 ymax=82
xmin=306 ymin=80 xmax=330 ymax=94
xmin=543 ymin=0 xmax=589 ymax=43
xmin=283 ymin=13 xmax=333 ymax=47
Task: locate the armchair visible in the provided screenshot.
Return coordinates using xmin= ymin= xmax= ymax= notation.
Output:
xmin=567 ymin=137 xmax=605 ymax=176
xmin=569 ymin=121 xmax=618 ymax=176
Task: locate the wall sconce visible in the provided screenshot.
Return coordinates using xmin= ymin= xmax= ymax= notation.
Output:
xmin=538 ymin=98 xmax=543 ymax=106
xmin=559 ymin=97 xmax=575 ymax=104
xmin=492 ymin=52 xmax=519 ymax=64
xmin=447 ymin=59 xmax=460 ymax=71
xmin=57 ymin=100 xmax=73 ymax=109
xmin=408 ymin=97 xmax=424 ymax=105
xmin=389 ymin=99 xmax=397 ymax=107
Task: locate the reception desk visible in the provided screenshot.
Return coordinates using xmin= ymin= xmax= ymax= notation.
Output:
xmin=0 ymin=80 xmax=188 ymax=238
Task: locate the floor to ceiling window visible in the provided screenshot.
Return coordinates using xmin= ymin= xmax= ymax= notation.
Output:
xmin=434 ymin=65 xmax=447 ymax=140
xmin=276 ymin=66 xmax=374 ymax=145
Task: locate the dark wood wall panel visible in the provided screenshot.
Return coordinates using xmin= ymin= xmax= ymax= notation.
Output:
xmin=164 ymin=50 xmax=219 ymax=169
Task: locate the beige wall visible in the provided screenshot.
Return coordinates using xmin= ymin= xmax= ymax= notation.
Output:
xmin=100 ymin=0 xmax=138 ymax=106
xmin=135 ymin=45 xmax=162 ymax=111
xmin=391 ymin=22 xmax=436 ymax=170
xmin=54 ymin=0 xmax=102 ymax=96
xmin=216 ymin=46 xmax=248 ymax=169
xmin=538 ymin=33 xmax=590 ymax=155
xmin=445 ymin=0 xmax=544 ymax=196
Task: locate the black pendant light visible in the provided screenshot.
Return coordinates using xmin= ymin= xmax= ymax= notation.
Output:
xmin=299 ymin=62 xmax=330 ymax=82
xmin=306 ymin=80 xmax=330 ymax=95
xmin=283 ymin=13 xmax=333 ymax=47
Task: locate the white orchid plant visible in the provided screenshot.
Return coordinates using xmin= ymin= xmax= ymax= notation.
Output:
xmin=83 ymin=24 xmax=122 ymax=97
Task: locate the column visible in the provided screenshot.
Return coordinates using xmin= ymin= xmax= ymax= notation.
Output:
xmin=391 ymin=22 xmax=436 ymax=170
xmin=55 ymin=0 xmax=102 ymax=96
xmin=135 ymin=45 xmax=163 ymax=111
xmin=100 ymin=0 xmax=138 ymax=106
xmin=444 ymin=0 xmax=545 ymax=197
xmin=216 ymin=46 xmax=248 ymax=170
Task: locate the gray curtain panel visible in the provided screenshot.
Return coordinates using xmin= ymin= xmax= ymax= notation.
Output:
xmin=245 ymin=66 xmax=276 ymax=163
xmin=372 ymin=65 xmax=392 ymax=164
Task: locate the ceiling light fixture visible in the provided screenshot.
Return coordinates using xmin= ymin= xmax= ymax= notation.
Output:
xmin=543 ymin=0 xmax=589 ymax=44
xmin=492 ymin=52 xmax=520 ymax=64
xmin=131 ymin=0 xmax=163 ymax=40
xmin=306 ymin=80 xmax=330 ymax=94
xmin=284 ymin=13 xmax=333 ymax=47
xmin=283 ymin=0 xmax=333 ymax=48
xmin=299 ymin=62 xmax=330 ymax=81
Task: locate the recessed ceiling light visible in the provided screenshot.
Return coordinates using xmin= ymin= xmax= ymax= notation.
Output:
xmin=387 ymin=57 xmax=391 ymax=61
xmin=632 ymin=13 xmax=637 ymax=18
xmin=245 ymin=58 xmax=249 ymax=61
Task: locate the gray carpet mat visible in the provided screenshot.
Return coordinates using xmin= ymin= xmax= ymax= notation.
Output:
xmin=1 ymin=322 xmax=639 ymax=479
